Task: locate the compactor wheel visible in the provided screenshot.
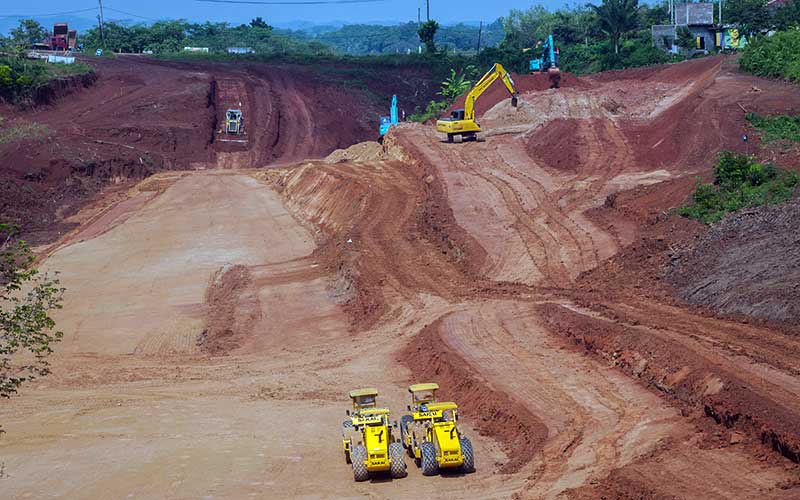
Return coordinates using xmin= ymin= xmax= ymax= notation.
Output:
xmin=420 ymin=442 xmax=439 ymax=476
xmin=389 ymin=442 xmax=408 ymax=478
xmin=351 ymin=445 xmax=369 ymax=482
xmin=460 ymin=437 xmax=476 ymax=473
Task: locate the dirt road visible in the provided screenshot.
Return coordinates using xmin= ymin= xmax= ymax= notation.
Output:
xmin=2 ymin=56 xmax=800 ymax=499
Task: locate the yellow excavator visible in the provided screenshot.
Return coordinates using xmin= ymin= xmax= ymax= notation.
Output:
xmin=436 ymin=63 xmax=519 ymax=143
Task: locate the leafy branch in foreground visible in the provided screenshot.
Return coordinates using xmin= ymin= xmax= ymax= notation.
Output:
xmin=1 ymin=223 xmax=64 ymax=401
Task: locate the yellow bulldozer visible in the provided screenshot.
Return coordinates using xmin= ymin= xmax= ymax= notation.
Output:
xmin=399 ymin=383 xmax=475 ymax=475
xmin=436 ymin=63 xmax=519 ymax=143
xmin=225 ymin=109 xmax=244 ymax=134
xmin=342 ymin=388 xmax=407 ymax=481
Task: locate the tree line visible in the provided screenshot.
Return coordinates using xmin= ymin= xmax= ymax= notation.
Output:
xmin=0 ymin=0 xmax=797 ymax=74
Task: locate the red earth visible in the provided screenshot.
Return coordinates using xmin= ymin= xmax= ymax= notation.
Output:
xmin=2 ymin=55 xmax=800 ymax=499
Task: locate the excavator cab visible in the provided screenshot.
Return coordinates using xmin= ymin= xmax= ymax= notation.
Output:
xmin=448 ymin=109 xmax=466 ymax=121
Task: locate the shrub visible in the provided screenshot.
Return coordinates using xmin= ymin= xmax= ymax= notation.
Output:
xmin=746 ymin=113 xmax=800 ymax=143
xmin=409 ymin=100 xmax=450 ymax=123
xmin=740 ymin=28 xmax=800 ymax=82
xmin=0 ymin=56 xmax=92 ymax=105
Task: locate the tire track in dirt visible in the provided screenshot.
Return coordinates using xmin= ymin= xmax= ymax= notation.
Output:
xmin=435 ymin=302 xmax=681 ymax=498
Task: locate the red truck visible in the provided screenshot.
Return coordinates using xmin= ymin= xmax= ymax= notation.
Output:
xmin=32 ymin=23 xmax=77 ymax=52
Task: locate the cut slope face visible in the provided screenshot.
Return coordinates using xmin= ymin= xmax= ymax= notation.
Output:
xmin=668 ymin=198 xmax=800 ymax=323
xmin=0 ymin=56 xmax=401 ymax=244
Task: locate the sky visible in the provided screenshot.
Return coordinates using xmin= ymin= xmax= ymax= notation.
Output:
xmin=0 ymin=0 xmax=563 ymax=27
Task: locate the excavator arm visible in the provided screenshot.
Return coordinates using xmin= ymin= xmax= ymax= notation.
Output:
xmin=390 ymin=95 xmax=398 ymax=125
xmin=464 ymin=63 xmax=519 ymax=121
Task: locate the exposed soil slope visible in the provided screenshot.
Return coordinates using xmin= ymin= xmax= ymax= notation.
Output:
xmin=668 ymin=198 xmax=800 ymax=324
xmin=3 ymin=56 xmax=800 ymax=500
xmin=0 ymin=56 xmax=432 ymax=244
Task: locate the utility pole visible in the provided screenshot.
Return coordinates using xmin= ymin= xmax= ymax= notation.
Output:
xmin=98 ymin=0 xmax=106 ymax=43
xmin=418 ymin=7 xmax=421 ymax=27
xmin=426 ymin=0 xmax=430 ymax=21
xmin=477 ymin=21 xmax=483 ymax=52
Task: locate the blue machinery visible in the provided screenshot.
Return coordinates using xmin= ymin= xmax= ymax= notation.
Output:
xmin=379 ymin=95 xmax=398 ymax=137
xmin=530 ymin=34 xmax=561 ymax=88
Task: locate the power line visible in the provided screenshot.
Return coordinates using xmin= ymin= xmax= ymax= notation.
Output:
xmin=104 ymin=7 xmax=159 ymax=22
xmin=196 ymin=0 xmax=387 ymax=4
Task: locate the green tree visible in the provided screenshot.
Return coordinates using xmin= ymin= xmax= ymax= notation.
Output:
xmin=418 ymin=20 xmax=440 ymax=53
xmin=9 ymin=19 xmax=48 ymax=47
xmin=501 ymin=6 xmax=556 ymax=50
xmin=774 ymin=0 xmax=800 ymax=30
xmin=740 ymin=27 xmax=800 ymax=81
xmin=591 ymin=0 xmax=641 ymax=54
xmin=250 ymin=17 xmax=272 ymax=30
xmin=1 ymin=223 xmax=64 ymax=401
xmin=725 ymin=0 xmax=770 ymax=35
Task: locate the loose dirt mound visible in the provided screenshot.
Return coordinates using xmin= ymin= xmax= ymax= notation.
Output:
xmin=668 ymin=198 xmax=800 ymax=324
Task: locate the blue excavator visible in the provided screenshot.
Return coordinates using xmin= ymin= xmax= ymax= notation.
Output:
xmin=530 ymin=34 xmax=561 ymax=88
xmin=379 ymin=95 xmax=398 ymax=138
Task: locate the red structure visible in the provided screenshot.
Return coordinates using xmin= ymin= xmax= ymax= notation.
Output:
xmin=33 ymin=23 xmax=77 ymax=51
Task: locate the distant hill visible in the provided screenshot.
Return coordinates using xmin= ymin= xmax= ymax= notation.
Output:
xmin=282 ymin=19 xmax=505 ymax=55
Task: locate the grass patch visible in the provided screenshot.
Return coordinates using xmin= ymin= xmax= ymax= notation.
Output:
xmin=746 ymin=113 xmax=800 ymax=143
xmin=677 ymin=151 xmax=799 ymax=224
xmin=50 ymin=61 xmax=94 ymax=77
xmin=0 ymin=123 xmax=52 ymax=145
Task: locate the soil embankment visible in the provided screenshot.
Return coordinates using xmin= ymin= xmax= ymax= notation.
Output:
xmin=668 ymin=198 xmax=800 ymax=324
xmin=3 ymin=56 xmax=800 ymax=500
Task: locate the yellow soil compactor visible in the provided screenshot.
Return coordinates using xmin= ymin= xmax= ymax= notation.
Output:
xmin=342 ymin=388 xmax=407 ymax=481
xmin=399 ymin=383 xmax=476 ymax=475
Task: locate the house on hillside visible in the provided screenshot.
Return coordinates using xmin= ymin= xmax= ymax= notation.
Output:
xmin=227 ymin=47 xmax=255 ymax=54
xmin=652 ymin=2 xmax=716 ymax=54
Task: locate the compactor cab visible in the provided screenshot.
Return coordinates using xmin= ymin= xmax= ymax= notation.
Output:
xmin=400 ymin=383 xmax=475 ymax=476
xmin=225 ymin=109 xmax=243 ymax=134
xmin=341 ymin=388 xmax=407 ymax=481
xmin=409 ymin=382 xmax=438 ymax=408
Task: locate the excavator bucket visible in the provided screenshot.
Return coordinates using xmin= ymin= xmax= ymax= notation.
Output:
xmin=511 ymin=96 xmax=519 ymax=108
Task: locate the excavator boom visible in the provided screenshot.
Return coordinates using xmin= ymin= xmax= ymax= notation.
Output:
xmin=464 ymin=63 xmax=518 ymax=121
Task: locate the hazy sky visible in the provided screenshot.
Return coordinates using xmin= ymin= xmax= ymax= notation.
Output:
xmin=0 ymin=1 xmax=564 ymax=25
